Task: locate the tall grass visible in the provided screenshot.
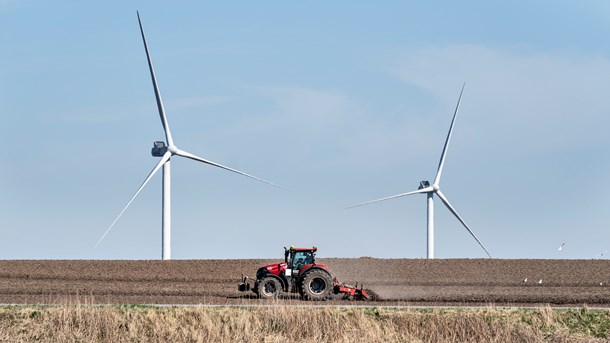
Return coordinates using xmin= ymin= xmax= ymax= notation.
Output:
xmin=0 ymin=304 xmax=608 ymax=342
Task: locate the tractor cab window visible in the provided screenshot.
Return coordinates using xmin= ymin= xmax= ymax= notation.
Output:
xmin=291 ymin=251 xmax=314 ymax=270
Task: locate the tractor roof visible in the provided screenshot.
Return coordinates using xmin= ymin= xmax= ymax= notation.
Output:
xmin=290 ymin=246 xmax=317 ymax=253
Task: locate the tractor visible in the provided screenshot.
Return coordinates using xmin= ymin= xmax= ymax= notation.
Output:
xmin=238 ymin=246 xmax=369 ymax=300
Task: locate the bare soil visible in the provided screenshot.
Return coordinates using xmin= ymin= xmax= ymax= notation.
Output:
xmin=0 ymin=259 xmax=608 ymax=305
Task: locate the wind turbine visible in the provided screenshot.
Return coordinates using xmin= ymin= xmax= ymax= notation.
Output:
xmin=96 ymin=12 xmax=281 ymax=260
xmin=348 ymin=84 xmax=491 ymax=259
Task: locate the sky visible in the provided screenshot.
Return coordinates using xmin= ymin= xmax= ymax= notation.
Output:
xmin=1 ymin=1 xmax=610 ymax=260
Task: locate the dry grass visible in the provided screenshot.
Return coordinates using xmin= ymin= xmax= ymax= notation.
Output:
xmin=0 ymin=304 xmax=608 ymax=342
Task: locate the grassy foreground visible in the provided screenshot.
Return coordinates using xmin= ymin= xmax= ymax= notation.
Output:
xmin=0 ymin=305 xmax=609 ymax=342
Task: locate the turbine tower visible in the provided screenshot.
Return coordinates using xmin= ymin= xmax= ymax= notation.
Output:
xmin=348 ymin=84 xmax=490 ymax=259
xmin=97 ymin=12 xmax=281 ymax=260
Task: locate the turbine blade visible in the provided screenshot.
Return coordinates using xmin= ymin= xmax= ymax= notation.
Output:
xmin=96 ymin=151 xmax=171 ymax=247
xmin=436 ymin=190 xmax=491 ymax=258
xmin=433 ymin=83 xmax=465 ymax=187
xmin=174 ymin=148 xmax=283 ymax=189
xmin=137 ymin=11 xmax=174 ymax=146
xmin=346 ymin=187 xmax=433 ymax=209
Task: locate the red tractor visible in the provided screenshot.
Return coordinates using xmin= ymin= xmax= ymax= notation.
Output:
xmin=238 ymin=246 xmax=369 ymax=300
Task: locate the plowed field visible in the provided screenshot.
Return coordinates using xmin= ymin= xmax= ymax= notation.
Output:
xmin=0 ymin=259 xmax=608 ymax=305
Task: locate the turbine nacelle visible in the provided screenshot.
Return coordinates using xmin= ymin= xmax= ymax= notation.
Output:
xmin=415 ymin=180 xmax=436 ymax=193
xmin=419 ymin=180 xmax=432 ymax=191
xmin=151 ymin=141 xmax=179 ymax=157
xmin=151 ymin=141 xmax=167 ymax=157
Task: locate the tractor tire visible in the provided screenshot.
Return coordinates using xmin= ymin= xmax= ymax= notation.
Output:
xmin=257 ymin=277 xmax=280 ymax=299
xmin=300 ymin=269 xmax=333 ymax=301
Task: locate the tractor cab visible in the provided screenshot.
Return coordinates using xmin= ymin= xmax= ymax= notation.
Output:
xmin=284 ymin=246 xmax=316 ymax=271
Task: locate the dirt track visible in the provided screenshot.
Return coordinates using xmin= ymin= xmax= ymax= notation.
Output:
xmin=0 ymin=259 xmax=608 ymax=305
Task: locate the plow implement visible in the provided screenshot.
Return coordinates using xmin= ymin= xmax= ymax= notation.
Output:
xmin=333 ymin=280 xmax=369 ymax=301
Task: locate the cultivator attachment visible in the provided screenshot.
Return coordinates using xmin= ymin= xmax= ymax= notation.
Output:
xmin=333 ymin=278 xmax=370 ymax=301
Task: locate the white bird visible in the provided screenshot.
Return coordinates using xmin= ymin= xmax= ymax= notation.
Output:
xmin=537 ymin=279 xmax=543 ymax=284
xmin=595 ymin=250 xmax=608 ymax=258
xmin=522 ymin=278 xmax=528 ymax=283
xmin=558 ymin=243 xmax=565 ymax=251
xmin=600 ymin=282 xmax=603 ymax=286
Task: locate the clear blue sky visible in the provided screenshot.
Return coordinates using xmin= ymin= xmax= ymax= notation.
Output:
xmin=1 ymin=1 xmax=609 ymax=259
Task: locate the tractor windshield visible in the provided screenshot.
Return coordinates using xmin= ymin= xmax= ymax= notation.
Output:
xmin=291 ymin=251 xmax=314 ymax=270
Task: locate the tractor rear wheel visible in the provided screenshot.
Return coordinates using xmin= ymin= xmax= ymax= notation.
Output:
xmin=257 ymin=277 xmax=280 ymax=299
xmin=300 ymin=269 xmax=332 ymax=301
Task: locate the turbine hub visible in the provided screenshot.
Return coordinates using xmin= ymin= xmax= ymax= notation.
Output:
xmin=168 ymin=144 xmax=178 ymax=155
xmin=432 ymin=184 xmax=440 ymax=192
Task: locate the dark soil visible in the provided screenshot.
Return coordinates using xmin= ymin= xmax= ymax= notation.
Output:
xmin=0 ymin=259 xmax=608 ymax=305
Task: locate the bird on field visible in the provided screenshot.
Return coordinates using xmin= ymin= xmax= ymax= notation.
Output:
xmin=522 ymin=278 xmax=528 ymax=283
xmin=600 ymin=282 xmax=604 ymax=286
xmin=558 ymin=243 xmax=565 ymax=251
xmin=537 ymin=279 xmax=543 ymax=284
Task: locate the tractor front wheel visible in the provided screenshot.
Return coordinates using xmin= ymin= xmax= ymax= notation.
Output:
xmin=300 ymin=269 xmax=332 ymax=301
xmin=257 ymin=277 xmax=280 ymax=299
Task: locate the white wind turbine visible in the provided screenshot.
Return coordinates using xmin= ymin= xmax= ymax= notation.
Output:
xmin=348 ymin=84 xmax=491 ymax=259
xmin=96 ymin=12 xmax=281 ymax=260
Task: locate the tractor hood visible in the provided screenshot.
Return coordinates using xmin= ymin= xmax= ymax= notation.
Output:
xmin=258 ymin=262 xmax=287 ymax=277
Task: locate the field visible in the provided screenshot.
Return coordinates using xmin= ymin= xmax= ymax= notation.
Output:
xmin=2 ymin=306 xmax=610 ymax=342
xmin=0 ymin=258 xmax=609 ymax=305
